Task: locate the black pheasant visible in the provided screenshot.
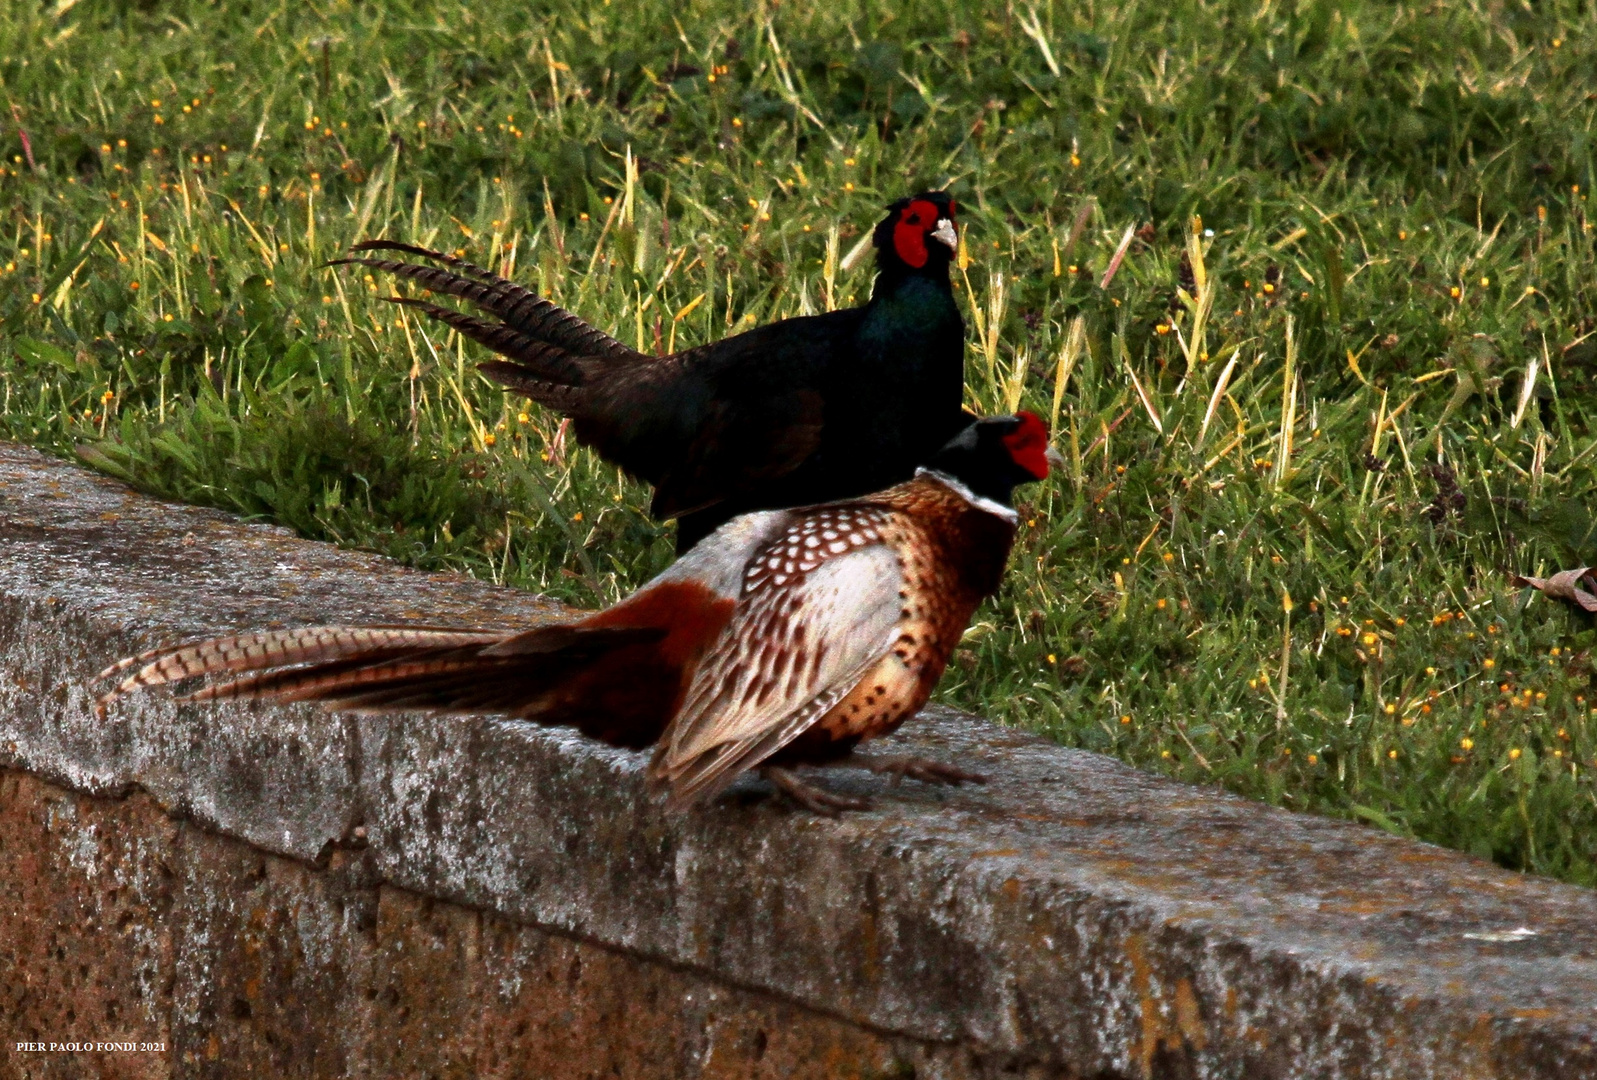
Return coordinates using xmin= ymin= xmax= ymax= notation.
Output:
xmin=336 ymin=192 xmax=966 ymax=550
xmin=98 ymin=413 xmax=1055 ymax=813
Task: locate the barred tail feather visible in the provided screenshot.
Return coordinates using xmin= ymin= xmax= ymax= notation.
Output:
xmin=380 ymin=297 xmax=587 ymax=385
xmin=341 ymin=240 xmax=639 ymax=360
xmin=95 ymin=626 xmax=503 ymax=705
xmin=182 ymin=652 xmax=509 ymax=707
xmin=95 ymin=621 xmax=673 ymax=732
xmin=474 ymin=360 xmax=588 ymax=413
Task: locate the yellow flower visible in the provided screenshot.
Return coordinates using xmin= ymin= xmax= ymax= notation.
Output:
xmin=1509 ymin=748 xmax=1522 ymax=761
xmin=1307 ymin=754 xmax=1318 ymax=765
xmin=1120 ymin=715 xmax=1132 ymax=725
xmin=1461 ymin=738 xmax=1474 ymax=750
xmin=1483 ymin=658 xmax=1495 ymax=670
xmin=1361 ymin=632 xmax=1378 ymax=646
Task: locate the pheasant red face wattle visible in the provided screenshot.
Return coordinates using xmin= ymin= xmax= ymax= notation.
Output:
xmin=1002 ymin=411 xmax=1051 ymax=480
xmin=892 ymin=198 xmax=956 ymax=269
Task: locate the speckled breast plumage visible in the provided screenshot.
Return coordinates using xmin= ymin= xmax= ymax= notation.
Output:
xmin=782 ymin=475 xmax=1017 ymax=757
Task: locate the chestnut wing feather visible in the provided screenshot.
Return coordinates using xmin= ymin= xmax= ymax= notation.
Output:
xmin=649 ymin=509 xmax=904 ymax=805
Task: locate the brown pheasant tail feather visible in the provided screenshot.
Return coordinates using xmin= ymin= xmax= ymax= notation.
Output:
xmin=94 ymin=619 xmax=679 ymax=746
xmin=182 ymin=652 xmax=508 ymax=706
xmin=95 ymin=626 xmax=502 ymax=706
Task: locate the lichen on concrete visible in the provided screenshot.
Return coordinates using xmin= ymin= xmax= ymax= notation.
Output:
xmin=4 ymin=442 xmax=1597 ymax=1079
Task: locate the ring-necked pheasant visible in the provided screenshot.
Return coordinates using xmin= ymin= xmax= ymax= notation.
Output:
xmin=336 ymin=192 xmax=967 ymax=551
xmin=96 ymin=413 xmax=1054 ymax=813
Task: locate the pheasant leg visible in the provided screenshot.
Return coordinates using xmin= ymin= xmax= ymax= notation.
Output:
xmin=760 ymin=766 xmax=873 ymax=816
xmin=846 ymin=755 xmax=988 ymax=787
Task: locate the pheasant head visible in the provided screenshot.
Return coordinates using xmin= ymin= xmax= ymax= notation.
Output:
xmin=919 ymin=411 xmax=1055 ymax=509
xmin=873 ymin=191 xmax=959 ymax=277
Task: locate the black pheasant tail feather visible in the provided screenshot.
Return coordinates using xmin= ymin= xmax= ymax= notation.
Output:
xmin=334 ymin=240 xmax=639 ymax=361
xmin=380 ymin=296 xmax=587 ymax=386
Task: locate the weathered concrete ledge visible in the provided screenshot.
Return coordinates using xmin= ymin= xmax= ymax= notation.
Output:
xmin=2 ymin=441 xmax=1596 ymax=1080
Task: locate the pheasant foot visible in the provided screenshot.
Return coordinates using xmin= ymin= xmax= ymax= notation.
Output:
xmin=761 ymin=766 xmax=873 ymax=816
xmin=846 ymin=755 xmax=988 ymax=787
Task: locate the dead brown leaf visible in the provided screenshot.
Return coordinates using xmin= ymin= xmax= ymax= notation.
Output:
xmin=1513 ymin=567 xmax=1597 ymax=612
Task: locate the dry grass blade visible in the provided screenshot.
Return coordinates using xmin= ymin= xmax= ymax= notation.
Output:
xmin=1049 ymin=316 xmax=1086 ymax=438
xmin=1197 ymin=349 xmax=1240 ymax=449
xmin=1099 ymin=223 xmax=1136 ymax=290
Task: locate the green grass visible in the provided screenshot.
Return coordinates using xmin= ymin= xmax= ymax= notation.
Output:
xmin=4 ymin=0 xmax=1597 ymax=882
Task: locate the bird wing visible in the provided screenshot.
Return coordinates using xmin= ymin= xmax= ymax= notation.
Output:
xmin=604 ymin=311 xmax=858 ymax=518
xmin=649 ymin=505 xmax=905 ymax=805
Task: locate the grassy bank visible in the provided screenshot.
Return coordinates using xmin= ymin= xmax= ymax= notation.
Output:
xmin=4 ymin=0 xmax=1597 ymax=882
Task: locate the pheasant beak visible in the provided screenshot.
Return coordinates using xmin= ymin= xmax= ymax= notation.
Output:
xmin=1045 ymin=445 xmax=1067 ymax=469
xmin=930 ymin=218 xmax=957 ymax=251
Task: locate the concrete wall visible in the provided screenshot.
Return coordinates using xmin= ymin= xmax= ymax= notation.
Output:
xmin=3 ymin=442 xmax=1596 ymax=1080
